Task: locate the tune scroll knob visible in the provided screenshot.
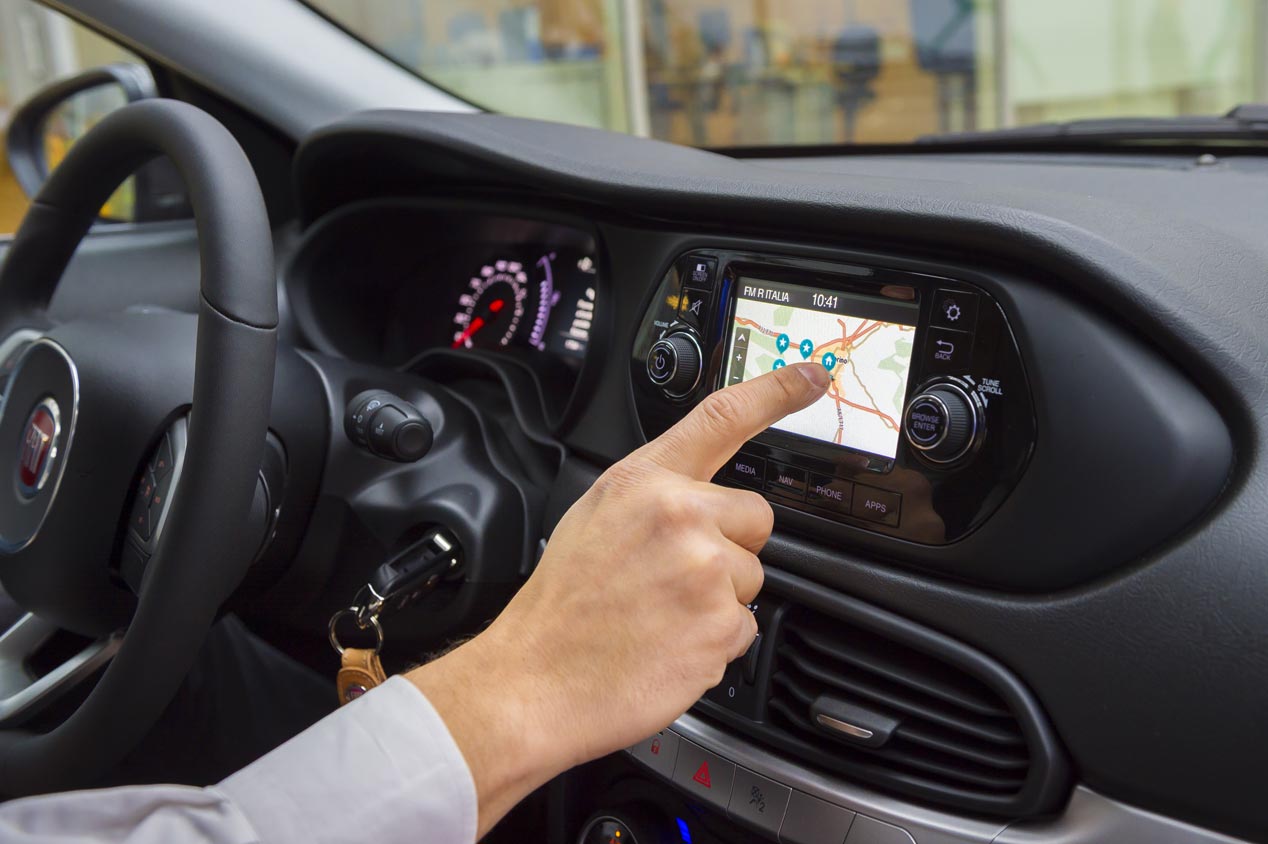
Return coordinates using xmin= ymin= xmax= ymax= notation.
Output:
xmin=904 ymin=383 xmax=979 ymax=464
xmin=646 ymin=332 xmax=703 ymax=398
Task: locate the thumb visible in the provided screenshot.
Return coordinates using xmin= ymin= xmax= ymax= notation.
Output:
xmin=641 ymin=362 xmax=831 ymax=481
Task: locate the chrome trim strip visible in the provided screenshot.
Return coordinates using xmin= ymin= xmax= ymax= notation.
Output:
xmin=663 ymin=332 xmax=703 ymax=399
xmin=0 ymin=338 xmax=81 ymax=552
xmin=814 ymin=713 xmax=875 ymax=740
xmin=0 ymin=329 xmax=41 ymax=383
xmin=917 ymin=382 xmax=979 ymax=465
xmin=0 ymin=613 xmax=122 ymax=727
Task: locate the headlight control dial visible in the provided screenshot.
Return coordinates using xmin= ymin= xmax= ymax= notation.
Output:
xmin=904 ymin=381 xmax=981 ymax=464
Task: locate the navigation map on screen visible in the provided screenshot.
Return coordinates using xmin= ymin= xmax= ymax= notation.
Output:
xmin=725 ymin=278 xmax=918 ymax=459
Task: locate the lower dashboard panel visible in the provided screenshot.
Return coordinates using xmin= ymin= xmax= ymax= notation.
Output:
xmin=612 ymin=716 xmax=1252 ymax=844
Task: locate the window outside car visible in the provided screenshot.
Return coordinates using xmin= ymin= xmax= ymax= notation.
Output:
xmin=307 ymin=0 xmax=1268 ymax=148
xmin=0 ymin=0 xmax=142 ymax=234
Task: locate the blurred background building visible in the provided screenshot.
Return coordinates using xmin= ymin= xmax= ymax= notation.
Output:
xmin=2 ymin=0 xmax=1268 ymax=231
xmin=308 ymin=0 xmax=1268 ymax=147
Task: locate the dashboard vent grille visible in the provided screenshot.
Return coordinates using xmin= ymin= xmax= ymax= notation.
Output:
xmin=756 ymin=598 xmax=1067 ymax=816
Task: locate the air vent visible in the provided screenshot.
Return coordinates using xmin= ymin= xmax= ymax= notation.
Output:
xmin=719 ymin=572 xmax=1071 ymax=818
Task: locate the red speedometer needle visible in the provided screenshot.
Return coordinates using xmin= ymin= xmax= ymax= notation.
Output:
xmin=452 ymin=316 xmax=486 ymax=348
xmin=452 ymin=299 xmax=507 ymax=348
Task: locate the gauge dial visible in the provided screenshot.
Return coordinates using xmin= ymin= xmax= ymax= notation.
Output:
xmin=452 ymin=260 xmax=529 ymax=349
xmin=528 ymin=252 xmax=563 ymax=351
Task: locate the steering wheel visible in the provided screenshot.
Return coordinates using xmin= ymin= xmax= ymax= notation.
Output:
xmin=0 ymin=100 xmax=276 ymax=794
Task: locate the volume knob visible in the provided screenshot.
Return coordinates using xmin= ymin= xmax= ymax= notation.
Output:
xmin=904 ymin=383 xmax=978 ymax=463
xmin=646 ymin=333 xmax=703 ymax=398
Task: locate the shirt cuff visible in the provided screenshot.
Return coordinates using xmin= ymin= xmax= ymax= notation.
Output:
xmin=217 ymin=675 xmax=477 ymax=844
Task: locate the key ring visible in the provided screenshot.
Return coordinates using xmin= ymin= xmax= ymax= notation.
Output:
xmin=327 ymin=607 xmax=385 ymax=655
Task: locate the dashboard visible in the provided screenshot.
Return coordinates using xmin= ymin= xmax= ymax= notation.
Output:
xmin=285 ymin=201 xmax=599 ymax=416
xmin=279 ymin=112 xmax=1267 ymax=844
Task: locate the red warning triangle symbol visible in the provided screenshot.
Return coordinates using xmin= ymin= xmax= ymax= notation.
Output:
xmin=692 ymin=761 xmax=712 ymax=788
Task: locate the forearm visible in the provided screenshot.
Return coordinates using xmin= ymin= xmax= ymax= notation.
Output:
xmin=405 ymin=621 xmax=578 ymax=838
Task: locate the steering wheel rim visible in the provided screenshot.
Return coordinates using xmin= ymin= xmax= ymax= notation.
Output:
xmin=0 ymin=99 xmax=276 ymax=794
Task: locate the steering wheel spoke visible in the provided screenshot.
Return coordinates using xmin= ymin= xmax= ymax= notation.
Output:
xmin=0 ymin=613 xmax=122 ymax=728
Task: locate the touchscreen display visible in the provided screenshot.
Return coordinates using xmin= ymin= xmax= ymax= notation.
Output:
xmin=724 ymin=277 xmax=918 ymax=459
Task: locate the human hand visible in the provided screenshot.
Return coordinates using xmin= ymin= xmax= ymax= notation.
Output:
xmin=407 ymin=362 xmax=830 ymax=834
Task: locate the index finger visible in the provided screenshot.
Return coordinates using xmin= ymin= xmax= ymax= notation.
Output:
xmin=640 ymin=362 xmax=831 ymax=480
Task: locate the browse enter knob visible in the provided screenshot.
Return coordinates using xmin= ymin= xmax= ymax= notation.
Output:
xmin=904 ymin=383 xmax=978 ymax=463
xmin=646 ymin=332 xmax=703 ymax=398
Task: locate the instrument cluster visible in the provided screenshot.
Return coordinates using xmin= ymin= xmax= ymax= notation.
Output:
xmin=285 ymin=201 xmax=599 ymax=410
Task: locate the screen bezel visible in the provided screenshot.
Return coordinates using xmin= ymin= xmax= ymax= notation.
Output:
xmin=716 ymin=260 xmax=923 ymax=472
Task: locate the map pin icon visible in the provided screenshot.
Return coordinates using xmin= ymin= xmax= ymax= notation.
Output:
xmin=799 ymin=339 xmax=813 ymax=360
xmin=822 ymin=352 xmax=837 ymax=371
xmin=776 ymin=334 xmax=790 ymax=354
xmin=772 ymin=359 xmax=786 ymax=371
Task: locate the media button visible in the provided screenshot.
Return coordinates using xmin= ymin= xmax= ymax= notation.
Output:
xmin=931 ymin=289 xmax=979 ymax=330
xmin=851 ymin=485 xmax=901 ymax=527
xmin=765 ymin=462 xmax=807 ymax=499
xmin=806 ymin=474 xmax=853 ymax=515
xmin=723 ymin=453 xmax=766 ymax=489
xmin=924 ymin=327 xmax=973 ymax=373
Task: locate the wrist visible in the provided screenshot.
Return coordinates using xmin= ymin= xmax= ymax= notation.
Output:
xmin=404 ymin=623 xmax=579 ymax=834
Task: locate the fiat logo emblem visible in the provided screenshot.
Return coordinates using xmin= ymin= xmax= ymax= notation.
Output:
xmin=18 ymin=398 xmax=60 ymax=498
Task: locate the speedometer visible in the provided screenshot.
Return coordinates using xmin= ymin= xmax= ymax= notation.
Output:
xmin=451 ymin=260 xmax=529 ymax=349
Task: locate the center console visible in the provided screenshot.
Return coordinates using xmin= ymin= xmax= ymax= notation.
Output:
xmin=631 ymin=248 xmax=1035 ymax=547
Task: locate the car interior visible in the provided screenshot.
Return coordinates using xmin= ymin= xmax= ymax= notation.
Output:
xmin=0 ymin=1 xmax=1265 ymax=842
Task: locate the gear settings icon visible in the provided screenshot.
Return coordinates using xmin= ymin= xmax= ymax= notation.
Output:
xmin=944 ymin=300 xmax=962 ymax=322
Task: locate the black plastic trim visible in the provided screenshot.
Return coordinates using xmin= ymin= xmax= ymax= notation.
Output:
xmin=696 ymin=567 xmax=1071 ymax=818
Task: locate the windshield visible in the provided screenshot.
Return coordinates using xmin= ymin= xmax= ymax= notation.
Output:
xmin=305 ymin=1 xmax=1266 ymax=148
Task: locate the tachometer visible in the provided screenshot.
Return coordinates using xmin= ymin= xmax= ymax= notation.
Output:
xmin=451 ymin=260 xmax=529 ymax=349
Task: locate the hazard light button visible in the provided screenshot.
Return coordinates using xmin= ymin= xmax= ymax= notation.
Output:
xmin=671 ymin=740 xmax=735 ymax=811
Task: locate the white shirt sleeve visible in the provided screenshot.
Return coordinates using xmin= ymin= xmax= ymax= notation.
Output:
xmin=0 ymin=676 xmax=478 ymax=844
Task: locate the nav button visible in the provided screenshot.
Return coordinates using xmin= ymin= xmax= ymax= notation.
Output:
xmin=765 ymin=462 xmax=807 ymax=500
xmin=723 ymin=453 xmax=766 ymax=489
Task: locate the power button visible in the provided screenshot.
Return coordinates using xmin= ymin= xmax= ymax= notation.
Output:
xmin=647 ymin=334 xmax=703 ymax=398
xmin=646 ymin=340 xmax=677 ymax=386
